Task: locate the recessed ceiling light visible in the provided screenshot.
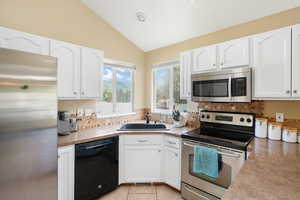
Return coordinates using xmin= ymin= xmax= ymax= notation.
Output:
xmin=136 ymin=12 xmax=146 ymax=22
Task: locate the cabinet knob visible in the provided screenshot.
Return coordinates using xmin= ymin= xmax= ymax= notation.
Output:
xmin=293 ymin=90 xmax=298 ymax=94
xmin=81 ymin=92 xmax=85 ymax=95
xmin=158 ymin=150 xmax=161 ymax=153
xmin=212 ymin=64 xmax=216 ymax=67
xmin=221 ymin=62 xmax=224 ymax=66
xmin=175 ymin=153 xmax=178 ymax=157
xmin=73 ymin=91 xmax=77 ymax=95
xmin=286 ymin=90 xmax=290 ymax=94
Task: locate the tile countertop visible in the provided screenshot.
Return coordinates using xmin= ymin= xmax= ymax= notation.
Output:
xmin=58 ymin=121 xmax=196 ymax=147
xmin=222 ymin=138 xmax=300 ymax=200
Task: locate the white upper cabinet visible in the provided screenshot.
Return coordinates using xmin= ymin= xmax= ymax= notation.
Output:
xmin=192 ymin=45 xmax=217 ymax=73
xmin=292 ymin=24 xmax=300 ymax=97
xmin=80 ymin=47 xmax=103 ymax=99
xmin=51 ymin=40 xmax=81 ymax=99
xmin=180 ymin=51 xmax=192 ymax=99
xmin=219 ymin=37 xmax=250 ymax=69
xmin=253 ymin=27 xmax=292 ymax=98
xmin=0 ymin=27 xmax=50 ymax=55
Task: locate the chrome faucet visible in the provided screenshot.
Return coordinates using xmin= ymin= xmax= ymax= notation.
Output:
xmin=144 ymin=112 xmax=151 ymax=124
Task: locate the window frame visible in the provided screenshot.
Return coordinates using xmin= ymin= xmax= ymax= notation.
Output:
xmin=152 ymin=60 xmax=185 ymax=114
xmin=99 ymin=59 xmax=135 ymax=117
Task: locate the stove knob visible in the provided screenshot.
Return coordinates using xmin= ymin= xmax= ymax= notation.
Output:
xmin=201 ymin=114 xmax=205 ymax=118
xmin=247 ymin=118 xmax=252 ymax=123
xmin=206 ymin=115 xmax=210 ymax=119
xmin=240 ymin=118 xmax=245 ymax=122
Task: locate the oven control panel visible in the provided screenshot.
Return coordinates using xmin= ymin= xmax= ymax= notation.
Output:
xmin=200 ymin=111 xmax=254 ymax=127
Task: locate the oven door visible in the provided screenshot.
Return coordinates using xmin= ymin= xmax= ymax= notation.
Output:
xmin=191 ymin=74 xmax=231 ymax=102
xmin=181 ymin=140 xmax=245 ymax=198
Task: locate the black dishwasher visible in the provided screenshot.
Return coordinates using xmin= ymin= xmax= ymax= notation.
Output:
xmin=75 ymin=137 xmax=118 ymax=200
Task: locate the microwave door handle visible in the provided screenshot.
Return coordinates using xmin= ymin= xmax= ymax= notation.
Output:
xmin=228 ymin=76 xmax=232 ymax=101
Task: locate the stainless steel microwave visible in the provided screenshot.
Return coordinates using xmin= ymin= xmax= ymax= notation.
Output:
xmin=191 ymin=67 xmax=252 ymax=102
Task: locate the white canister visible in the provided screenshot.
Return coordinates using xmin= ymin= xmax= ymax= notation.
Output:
xmin=282 ymin=127 xmax=298 ymax=143
xmin=255 ymin=118 xmax=268 ymax=138
xmin=268 ymin=122 xmax=282 ymax=141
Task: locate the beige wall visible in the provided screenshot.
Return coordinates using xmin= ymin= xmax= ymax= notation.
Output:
xmin=1 ymin=1 xmax=300 ymax=119
xmin=0 ymin=0 xmax=146 ymax=110
xmin=145 ymin=7 xmax=300 ymax=119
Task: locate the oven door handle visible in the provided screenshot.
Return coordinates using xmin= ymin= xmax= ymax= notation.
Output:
xmin=183 ymin=142 xmax=241 ymax=158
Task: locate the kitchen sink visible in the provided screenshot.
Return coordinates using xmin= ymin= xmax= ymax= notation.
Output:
xmin=118 ymin=123 xmax=168 ymax=131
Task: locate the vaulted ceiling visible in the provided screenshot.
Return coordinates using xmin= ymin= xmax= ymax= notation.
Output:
xmin=82 ymin=0 xmax=300 ymax=51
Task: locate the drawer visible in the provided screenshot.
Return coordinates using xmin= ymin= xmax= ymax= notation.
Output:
xmin=164 ymin=136 xmax=180 ymax=149
xmin=181 ymin=183 xmax=219 ymax=200
xmin=124 ymin=135 xmax=162 ymax=145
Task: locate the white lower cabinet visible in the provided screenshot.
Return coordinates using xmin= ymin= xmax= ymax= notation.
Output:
xmin=121 ymin=134 xmax=163 ymax=183
xmin=120 ymin=134 xmax=181 ymax=190
xmin=164 ymin=146 xmax=181 ymax=190
xmin=58 ymin=145 xmax=75 ymax=200
xmin=124 ymin=146 xmax=163 ymax=182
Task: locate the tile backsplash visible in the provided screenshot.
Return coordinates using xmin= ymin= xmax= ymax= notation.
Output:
xmin=59 ymin=99 xmax=300 ymax=130
xmin=198 ymin=101 xmax=264 ymax=117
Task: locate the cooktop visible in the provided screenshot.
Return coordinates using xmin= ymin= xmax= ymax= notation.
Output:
xmin=182 ymin=111 xmax=255 ymax=151
xmin=182 ymin=128 xmax=254 ymax=151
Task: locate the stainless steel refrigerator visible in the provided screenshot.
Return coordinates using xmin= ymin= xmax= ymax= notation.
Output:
xmin=0 ymin=48 xmax=58 ymax=200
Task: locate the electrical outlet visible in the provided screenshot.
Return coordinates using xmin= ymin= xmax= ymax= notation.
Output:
xmin=276 ymin=112 xmax=284 ymax=122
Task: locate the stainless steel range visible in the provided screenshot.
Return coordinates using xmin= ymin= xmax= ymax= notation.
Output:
xmin=181 ymin=111 xmax=255 ymax=200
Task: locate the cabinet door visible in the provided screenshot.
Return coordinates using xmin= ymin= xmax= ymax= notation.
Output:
xmin=51 ymin=40 xmax=80 ymax=99
xmin=124 ymin=146 xmax=162 ymax=182
xmin=253 ymin=27 xmax=292 ymax=98
xmin=192 ymin=45 xmax=217 ymax=73
xmin=180 ymin=51 xmax=192 ymax=99
xmin=219 ymin=37 xmax=249 ymax=69
xmin=292 ymin=24 xmax=300 ymax=97
xmin=80 ymin=47 xmax=103 ymax=98
xmin=58 ymin=145 xmax=75 ymax=200
xmin=164 ymin=146 xmax=181 ymax=190
xmin=0 ymin=27 xmax=49 ymax=55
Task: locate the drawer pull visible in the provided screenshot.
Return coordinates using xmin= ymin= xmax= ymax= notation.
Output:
xmin=184 ymin=185 xmax=210 ymax=200
xmin=138 ymin=140 xmax=148 ymax=143
xmin=168 ymin=141 xmax=176 ymax=145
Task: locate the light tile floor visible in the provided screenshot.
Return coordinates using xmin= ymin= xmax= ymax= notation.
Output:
xmin=99 ymin=184 xmax=184 ymax=200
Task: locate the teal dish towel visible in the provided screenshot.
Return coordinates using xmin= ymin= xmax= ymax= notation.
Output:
xmin=193 ymin=145 xmax=219 ymax=179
